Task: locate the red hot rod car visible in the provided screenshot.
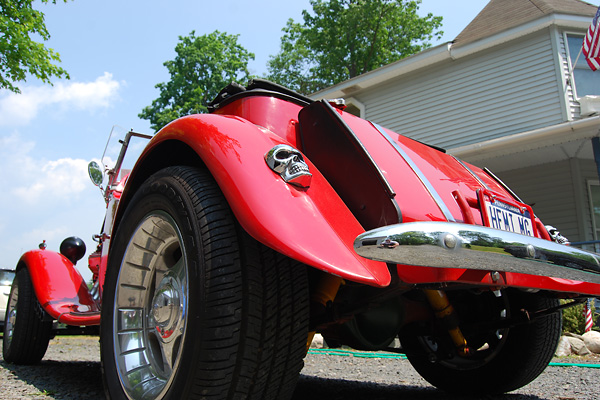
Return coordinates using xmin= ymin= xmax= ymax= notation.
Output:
xmin=4 ymin=79 xmax=600 ymax=399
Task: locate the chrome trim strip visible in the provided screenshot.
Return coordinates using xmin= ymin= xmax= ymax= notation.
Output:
xmin=451 ymin=155 xmax=490 ymax=190
xmin=354 ymin=221 xmax=600 ymax=285
xmin=371 ymin=122 xmax=455 ymax=222
xmin=483 ymin=167 xmax=524 ymax=204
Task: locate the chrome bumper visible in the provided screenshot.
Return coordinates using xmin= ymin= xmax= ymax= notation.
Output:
xmin=354 ymin=222 xmax=600 ymax=285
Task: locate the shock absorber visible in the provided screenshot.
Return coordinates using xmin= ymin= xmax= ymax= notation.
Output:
xmin=423 ymin=289 xmax=470 ymax=356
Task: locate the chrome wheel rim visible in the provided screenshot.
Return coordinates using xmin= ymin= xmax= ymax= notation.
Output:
xmin=4 ymin=276 xmax=18 ymax=349
xmin=113 ymin=212 xmax=188 ymax=399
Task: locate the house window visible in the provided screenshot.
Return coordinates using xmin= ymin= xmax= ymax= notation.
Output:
xmin=566 ymin=34 xmax=600 ymax=98
xmin=588 ymin=180 xmax=600 ymax=252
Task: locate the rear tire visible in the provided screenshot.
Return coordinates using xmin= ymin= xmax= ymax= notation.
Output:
xmin=400 ymin=289 xmax=561 ymax=395
xmin=2 ymin=267 xmax=53 ymax=364
xmin=100 ymin=166 xmax=309 ymax=400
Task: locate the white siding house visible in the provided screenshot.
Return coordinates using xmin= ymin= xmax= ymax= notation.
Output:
xmin=314 ymin=0 xmax=600 ymax=249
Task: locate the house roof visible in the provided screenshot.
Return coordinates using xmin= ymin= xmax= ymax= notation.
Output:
xmin=448 ymin=116 xmax=600 ymax=172
xmin=312 ymin=0 xmax=597 ymax=100
xmin=453 ymin=0 xmax=598 ymax=47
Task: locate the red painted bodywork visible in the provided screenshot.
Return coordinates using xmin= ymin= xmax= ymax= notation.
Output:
xmin=121 ymin=95 xmax=599 ymax=295
xmin=18 ymin=250 xmax=99 ymax=325
xmin=125 ymin=112 xmax=391 ymax=287
xmin=20 ymin=88 xmax=600 ymax=327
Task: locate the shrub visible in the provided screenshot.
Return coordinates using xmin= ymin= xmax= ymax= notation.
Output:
xmin=561 ymin=300 xmax=597 ymax=335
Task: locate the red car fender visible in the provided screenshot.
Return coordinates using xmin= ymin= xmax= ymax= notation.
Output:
xmin=18 ymin=250 xmax=100 ymax=325
xmin=115 ymin=113 xmax=391 ymax=288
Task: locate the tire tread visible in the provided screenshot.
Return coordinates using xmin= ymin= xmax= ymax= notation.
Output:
xmin=2 ymin=268 xmax=53 ymax=365
xmin=102 ymin=166 xmax=308 ymax=400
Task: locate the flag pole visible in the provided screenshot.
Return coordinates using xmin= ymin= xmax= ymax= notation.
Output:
xmin=568 ymin=45 xmax=583 ymax=87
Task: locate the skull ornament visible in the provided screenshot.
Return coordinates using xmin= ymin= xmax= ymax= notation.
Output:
xmin=545 ymin=225 xmax=570 ymax=244
xmin=265 ymin=144 xmax=312 ymax=188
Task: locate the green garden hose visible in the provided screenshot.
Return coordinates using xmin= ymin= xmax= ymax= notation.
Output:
xmin=307 ymin=348 xmax=600 ymax=368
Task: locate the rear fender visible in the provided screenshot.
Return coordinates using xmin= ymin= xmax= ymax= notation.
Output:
xmin=18 ymin=250 xmax=100 ymax=326
xmin=114 ymin=114 xmax=390 ymax=287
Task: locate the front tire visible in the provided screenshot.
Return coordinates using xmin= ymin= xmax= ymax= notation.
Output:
xmin=100 ymin=166 xmax=309 ymax=400
xmin=2 ymin=267 xmax=53 ymax=364
xmin=400 ymin=289 xmax=561 ymax=395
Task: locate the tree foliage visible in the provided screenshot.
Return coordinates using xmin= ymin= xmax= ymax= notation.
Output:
xmin=266 ymin=0 xmax=443 ymax=94
xmin=139 ymin=31 xmax=255 ymax=131
xmin=562 ymin=300 xmax=598 ymax=335
xmin=562 ymin=302 xmax=586 ymax=334
xmin=0 ymin=0 xmax=69 ymax=93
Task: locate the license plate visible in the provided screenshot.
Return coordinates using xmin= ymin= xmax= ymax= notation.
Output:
xmin=484 ymin=199 xmax=534 ymax=236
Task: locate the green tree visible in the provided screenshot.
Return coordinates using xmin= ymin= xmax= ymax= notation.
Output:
xmin=562 ymin=300 xmax=597 ymax=335
xmin=0 ymin=0 xmax=70 ymax=93
xmin=266 ymin=0 xmax=442 ymax=94
xmin=139 ymin=30 xmax=255 ymax=131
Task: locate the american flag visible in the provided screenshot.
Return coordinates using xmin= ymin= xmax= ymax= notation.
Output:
xmin=583 ymin=5 xmax=600 ymax=71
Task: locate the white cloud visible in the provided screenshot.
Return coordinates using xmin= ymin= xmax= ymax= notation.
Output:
xmin=0 ymin=132 xmax=91 ymax=205
xmin=0 ymin=72 xmax=122 ymax=126
xmin=12 ymin=157 xmax=90 ymax=205
xmin=0 ymin=131 xmax=35 ymax=154
xmin=0 ymin=132 xmax=106 ymax=280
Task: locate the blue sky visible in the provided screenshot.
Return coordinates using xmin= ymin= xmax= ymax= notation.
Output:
xmin=1 ymin=0 xmax=598 ymax=282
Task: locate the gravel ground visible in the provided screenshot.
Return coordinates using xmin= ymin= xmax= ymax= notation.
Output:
xmin=1 ymin=335 xmax=599 ymax=400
